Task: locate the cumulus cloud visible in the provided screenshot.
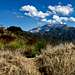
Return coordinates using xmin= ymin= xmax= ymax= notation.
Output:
xmin=41 ymin=15 xmax=75 ymax=24
xmin=52 ymin=15 xmax=75 ymax=24
xmin=20 ymin=5 xmax=49 ymax=18
xmin=69 ymin=17 xmax=75 ymax=22
xmin=59 ymin=16 xmax=75 ymax=23
xmin=52 ymin=15 xmax=62 ymax=24
xmin=48 ymin=4 xmax=73 ymax=15
xmin=20 ymin=4 xmax=75 ymax=25
xmin=41 ymin=18 xmax=47 ymax=22
xmin=47 ymin=19 xmax=58 ymax=24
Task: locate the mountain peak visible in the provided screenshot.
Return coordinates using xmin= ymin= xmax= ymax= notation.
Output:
xmin=29 ymin=24 xmax=67 ymax=33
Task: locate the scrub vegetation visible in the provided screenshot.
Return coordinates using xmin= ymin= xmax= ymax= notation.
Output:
xmin=0 ymin=26 xmax=75 ymax=75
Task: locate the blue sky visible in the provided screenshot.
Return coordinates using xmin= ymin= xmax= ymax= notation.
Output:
xmin=0 ymin=0 xmax=75 ymax=31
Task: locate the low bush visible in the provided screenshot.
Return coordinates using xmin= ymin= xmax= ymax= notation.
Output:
xmin=31 ymin=39 xmax=46 ymax=57
xmin=6 ymin=39 xmax=25 ymax=49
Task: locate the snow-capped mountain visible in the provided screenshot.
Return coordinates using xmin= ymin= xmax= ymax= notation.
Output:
xmin=29 ymin=24 xmax=67 ymax=33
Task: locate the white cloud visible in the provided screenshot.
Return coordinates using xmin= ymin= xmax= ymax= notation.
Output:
xmin=69 ymin=17 xmax=75 ymax=22
xmin=53 ymin=15 xmax=59 ymax=20
xmin=20 ymin=4 xmax=75 ymax=25
xmin=48 ymin=4 xmax=73 ymax=15
xmin=60 ymin=17 xmax=68 ymax=21
xmin=47 ymin=19 xmax=58 ymax=24
xmin=60 ymin=17 xmax=75 ymax=23
xmin=41 ymin=14 xmax=75 ymax=24
xmin=41 ymin=18 xmax=60 ymax=24
xmin=41 ymin=18 xmax=47 ymax=22
xmin=52 ymin=15 xmax=63 ymax=24
xmin=52 ymin=15 xmax=75 ymax=24
xmin=53 ymin=15 xmax=60 ymax=21
xmin=21 ymin=5 xmax=49 ymax=18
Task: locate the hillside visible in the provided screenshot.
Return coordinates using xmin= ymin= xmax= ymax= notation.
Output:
xmin=0 ymin=25 xmax=75 ymax=75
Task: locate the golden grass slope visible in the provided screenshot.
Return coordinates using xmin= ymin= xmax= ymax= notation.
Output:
xmin=0 ymin=43 xmax=75 ymax=75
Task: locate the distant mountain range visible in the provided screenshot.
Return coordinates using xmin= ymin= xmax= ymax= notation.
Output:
xmin=29 ymin=24 xmax=75 ymax=45
xmin=29 ymin=24 xmax=74 ymax=33
xmin=0 ymin=24 xmax=75 ymax=47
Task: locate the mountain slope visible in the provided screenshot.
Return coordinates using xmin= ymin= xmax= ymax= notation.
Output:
xmin=29 ymin=24 xmax=75 ymax=45
xmin=29 ymin=24 xmax=67 ymax=33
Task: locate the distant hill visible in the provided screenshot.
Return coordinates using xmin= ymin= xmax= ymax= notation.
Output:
xmin=0 ymin=26 xmax=46 ymax=57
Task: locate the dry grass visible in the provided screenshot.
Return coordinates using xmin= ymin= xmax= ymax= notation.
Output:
xmin=0 ymin=50 xmax=41 ymax=75
xmin=0 ymin=42 xmax=75 ymax=75
xmin=36 ymin=43 xmax=75 ymax=75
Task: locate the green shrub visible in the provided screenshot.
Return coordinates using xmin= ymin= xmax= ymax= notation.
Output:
xmin=0 ymin=42 xmax=4 ymax=49
xmin=6 ymin=39 xmax=25 ymax=49
xmin=32 ymin=39 xmax=46 ymax=57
